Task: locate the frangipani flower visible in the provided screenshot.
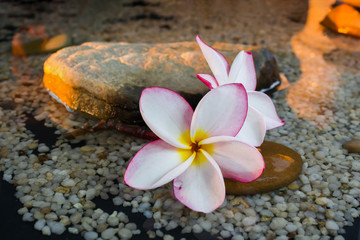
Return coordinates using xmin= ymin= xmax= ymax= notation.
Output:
xmin=124 ymin=84 xmax=264 ymax=213
xmin=196 ymin=35 xmax=285 ymax=147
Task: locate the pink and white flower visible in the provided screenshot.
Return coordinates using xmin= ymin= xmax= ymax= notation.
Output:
xmin=124 ymin=84 xmax=264 ymax=213
xmin=196 ymin=35 xmax=285 ymax=147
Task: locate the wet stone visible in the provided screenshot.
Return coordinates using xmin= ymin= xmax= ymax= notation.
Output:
xmin=43 ymin=41 xmax=281 ymax=124
xmin=225 ymin=141 xmax=303 ymax=195
xmin=320 ymin=3 xmax=360 ymax=38
xmin=342 ymin=137 xmax=360 ymax=153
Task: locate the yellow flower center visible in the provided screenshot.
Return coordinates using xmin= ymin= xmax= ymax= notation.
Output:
xmin=177 ymin=129 xmax=214 ymax=166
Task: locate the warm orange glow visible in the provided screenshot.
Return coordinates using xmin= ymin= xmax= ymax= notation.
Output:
xmin=287 ymin=0 xmax=339 ymax=126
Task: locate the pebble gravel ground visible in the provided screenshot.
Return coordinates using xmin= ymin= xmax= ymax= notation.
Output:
xmin=0 ymin=0 xmax=359 ymax=239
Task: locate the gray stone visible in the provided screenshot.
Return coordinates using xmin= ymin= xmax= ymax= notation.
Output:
xmin=44 ymin=41 xmax=281 ymax=124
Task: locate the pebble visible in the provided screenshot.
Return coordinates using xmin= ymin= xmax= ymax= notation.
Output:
xmin=101 ymin=228 xmax=117 ymax=239
xmin=84 ymin=231 xmax=98 ymax=240
xmin=68 ymin=227 xmax=79 ymax=234
xmin=163 ymin=235 xmax=174 ymax=240
xmin=107 ymin=215 xmax=119 ymax=226
xmin=61 ymin=179 xmax=76 ymax=187
xmin=22 ymin=212 xmax=34 ymax=222
xmin=225 ymin=141 xmax=303 ymax=194
xmin=342 ymin=137 xmax=360 ymax=153
xmin=38 ymin=144 xmax=50 ymax=152
xmin=270 ymin=217 xmax=288 ymax=230
xmin=47 ymin=221 xmax=66 ymax=235
xmin=118 ymin=228 xmax=132 ymax=240
xmin=53 ymin=192 xmax=66 ymax=204
xmin=34 ymin=219 xmax=46 ymax=231
xmin=42 ymin=226 xmax=51 ymax=236
xmin=325 ymin=220 xmax=339 ymax=231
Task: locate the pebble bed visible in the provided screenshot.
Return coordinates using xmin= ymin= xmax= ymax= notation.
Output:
xmin=1 ymin=0 xmax=360 ymax=240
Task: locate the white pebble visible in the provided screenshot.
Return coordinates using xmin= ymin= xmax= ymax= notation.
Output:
xmin=61 ymin=178 xmax=76 ymax=187
xmin=42 ymin=226 xmax=51 ymax=236
xmin=199 ymin=220 xmax=212 ymax=232
xmin=38 ymin=145 xmax=50 ymax=152
xmin=34 ymin=219 xmax=46 ymax=231
xmin=118 ymin=228 xmax=133 ymax=239
xmin=84 ymin=231 xmax=98 ymax=240
xmin=47 ymin=221 xmax=66 ymax=235
xmin=325 ymin=220 xmax=339 ymax=231
xmin=163 ymin=234 xmax=174 ymax=240
xmin=270 ymin=217 xmax=288 ymax=230
xmin=101 ymin=228 xmax=117 ymax=239
xmin=53 ymin=192 xmax=66 ymax=205
xmin=192 ymin=224 xmax=203 ymax=233
xmin=68 ymin=227 xmax=79 ymax=234
xmin=107 ymin=215 xmax=119 ymax=226
xmin=232 ymin=235 xmax=245 ymax=240
xmin=22 ymin=212 xmax=34 ymax=222
xmin=220 ymin=230 xmax=231 ymax=238
xmin=242 ymin=216 xmax=257 ymax=226
xmin=86 ymin=188 xmax=96 ymax=200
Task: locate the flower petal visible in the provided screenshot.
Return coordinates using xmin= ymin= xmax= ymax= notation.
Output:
xmin=196 ymin=35 xmax=229 ymax=85
xmin=248 ymin=91 xmax=285 ymax=130
xmin=140 ymin=87 xmax=193 ymax=148
xmin=173 ymin=150 xmax=225 ymax=213
xmin=228 ymin=51 xmax=257 ymax=91
xmin=201 ymin=137 xmax=265 ymax=182
xmin=196 ymin=73 xmax=218 ymax=89
xmin=236 ymin=106 xmax=266 ymax=147
xmin=190 ymin=83 xmax=247 ymax=142
xmin=124 ymin=140 xmax=194 ymax=190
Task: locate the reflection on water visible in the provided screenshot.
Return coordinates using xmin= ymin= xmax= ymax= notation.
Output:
xmin=287 ymin=0 xmax=340 ymax=126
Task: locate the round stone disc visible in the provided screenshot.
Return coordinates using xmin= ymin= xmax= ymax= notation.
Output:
xmin=225 ymin=141 xmax=303 ymax=195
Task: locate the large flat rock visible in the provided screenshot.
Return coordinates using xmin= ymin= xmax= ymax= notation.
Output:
xmin=43 ymin=41 xmax=280 ymax=124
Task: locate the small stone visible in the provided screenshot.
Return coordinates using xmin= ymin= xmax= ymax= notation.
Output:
xmin=118 ymin=228 xmax=133 ymax=240
xmin=163 ymin=235 xmax=174 ymax=240
xmin=342 ymin=137 xmax=360 ymax=153
xmin=325 ymin=220 xmax=339 ymax=231
xmin=61 ymin=178 xmax=76 ymax=187
xmin=53 ymin=192 xmax=66 ymax=204
xmin=42 ymin=226 xmax=51 ymax=236
xmin=101 ymin=228 xmax=116 ymax=239
xmin=192 ymin=224 xmax=203 ymax=233
xmin=70 ymin=212 xmax=82 ymax=224
xmin=17 ymin=207 xmax=28 ymax=215
xmin=84 ymin=231 xmax=98 ymax=240
xmin=243 ymin=216 xmax=257 ymax=226
xmin=86 ymin=188 xmax=97 ymax=200
xmin=107 ymin=215 xmax=119 ymax=226
xmin=34 ymin=219 xmax=46 ymax=231
xmin=68 ymin=227 xmax=79 ymax=234
xmin=225 ymin=141 xmax=303 ymax=194
xmin=22 ymin=212 xmax=34 ymax=222
xmin=38 ymin=144 xmax=50 ymax=153
xmin=270 ymin=217 xmax=288 ymax=230
xmin=47 ymin=221 xmax=66 ymax=235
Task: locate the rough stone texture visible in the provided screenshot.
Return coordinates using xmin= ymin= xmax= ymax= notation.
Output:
xmin=225 ymin=141 xmax=303 ymax=195
xmin=43 ymin=41 xmax=280 ymax=124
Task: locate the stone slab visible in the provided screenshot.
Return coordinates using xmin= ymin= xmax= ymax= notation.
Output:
xmin=43 ymin=41 xmax=280 ymax=124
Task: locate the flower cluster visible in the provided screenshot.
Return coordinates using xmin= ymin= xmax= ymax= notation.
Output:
xmin=124 ymin=36 xmax=284 ymax=213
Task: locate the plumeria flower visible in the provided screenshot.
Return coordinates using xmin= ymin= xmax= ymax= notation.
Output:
xmin=124 ymin=84 xmax=264 ymax=213
xmin=196 ymin=35 xmax=285 ymax=147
